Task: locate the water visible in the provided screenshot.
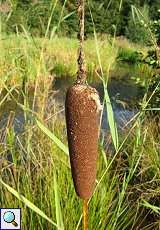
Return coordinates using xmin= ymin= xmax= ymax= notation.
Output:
xmin=53 ymin=78 xmax=141 ymax=130
xmin=0 ymin=77 xmax=143 ymax=135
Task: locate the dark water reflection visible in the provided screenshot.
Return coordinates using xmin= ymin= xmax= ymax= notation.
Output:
xmin=54 ymin=78 xmax=142 ymax=130
xmin=0 ymin=77 xmax=143 ymax=135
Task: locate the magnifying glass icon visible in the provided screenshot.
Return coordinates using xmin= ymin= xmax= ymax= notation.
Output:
xmin=3 ymin=211 xmax=18 ymax=227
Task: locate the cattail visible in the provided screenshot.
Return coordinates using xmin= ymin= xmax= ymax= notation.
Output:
xmin=65 ymin=1 xmax=101 ymax=228
xmin=65 ymin=83 xmax=101 ymax=199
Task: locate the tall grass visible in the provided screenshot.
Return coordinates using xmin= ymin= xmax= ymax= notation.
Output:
xmin=0 ymin=34 xmax=149 ymax=85
xmin=0 ymin=105 xmax=159 ymax=229
xmin=0 ymin=1 xmax=160 ymax=230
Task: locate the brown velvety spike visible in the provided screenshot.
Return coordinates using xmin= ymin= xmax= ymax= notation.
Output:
xmin=65 ymin=84 xmax=101 ymax=199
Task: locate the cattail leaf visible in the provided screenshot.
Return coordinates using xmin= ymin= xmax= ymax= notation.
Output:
xmin=0 ymin=178 xmax=57 ymax=227
xmin=104 ymin=85 xmax=119 ymax=151
xmin=36 ymin=119 xmax=69 ymax=155
xmin=54 ymin=173 xmax=64 ymax=230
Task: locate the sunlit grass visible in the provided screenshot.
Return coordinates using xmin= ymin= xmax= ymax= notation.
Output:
xmin=0 ymin=104 xmax=159 ymax=229
xmin=0 ymin=7 xmax=159 ymax=230
xmin=0 ymin=34 xmax=149 ymax=88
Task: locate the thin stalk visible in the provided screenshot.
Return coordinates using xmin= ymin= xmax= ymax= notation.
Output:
xmin=76 ymin=0 xmax=87 ymax=84
xmin=83 ymin=199 xmax=88 ymax=230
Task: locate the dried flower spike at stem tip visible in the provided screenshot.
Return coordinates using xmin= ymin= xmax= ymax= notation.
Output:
xmin=65 ymin=85 xmax=101 ymax=199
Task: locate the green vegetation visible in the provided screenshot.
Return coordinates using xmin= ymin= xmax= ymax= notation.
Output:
xmin=0 ymin=1 xmax=160 ymax=230
xmin=0 ymin=1 xmax=160 ymax=40
xmin=0 ymin=78 xmax=159 ymax=229
xmin=0 ymin=34 xmax=149 ymax=86
xmin=0 ymin=33 xmax=159 ymax=229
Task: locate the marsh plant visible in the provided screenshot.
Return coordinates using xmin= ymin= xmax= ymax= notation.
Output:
xmin=0 ymin=1 xmax=160 ymax=230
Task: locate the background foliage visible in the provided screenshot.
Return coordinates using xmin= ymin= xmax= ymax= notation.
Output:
xmin=0 ymin=0 xmax=160 ymax=42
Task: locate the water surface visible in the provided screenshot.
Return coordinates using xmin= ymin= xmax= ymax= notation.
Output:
xmin=0 ymin=77 xmax=143 ymax=136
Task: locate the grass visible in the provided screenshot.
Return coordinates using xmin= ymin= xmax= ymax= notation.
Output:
xmin=0 ymin=34 xmax=150 ymax=87
xmin=0 ymin=105 xmax=160 ymax=229
xmin=0 ymin=14 xmax=160 ymax=230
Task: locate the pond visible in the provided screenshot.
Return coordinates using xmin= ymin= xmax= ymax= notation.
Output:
xmin=0 ymin=76 xmax=144 ymax=137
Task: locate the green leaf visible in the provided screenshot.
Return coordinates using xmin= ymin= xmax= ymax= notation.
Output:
xmin=144 ymin=108 xmax=160 ymax=111
xmin=36 ymin=119 xmax=69 ymax=155
xmin=0 ymin=178 xmax=57 ymax=227
xmin=54 ymin=173 xmax=64 ymax=230
xmin=141 ymin=199 xmax=160 ymax=215
xmin=104 ymin=85 xmax=119 ymax=151
xmin=62 ymin=11 xmax=76 ymax=22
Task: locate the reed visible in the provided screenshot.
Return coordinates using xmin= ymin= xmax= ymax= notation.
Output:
xmin=0 ymin=1 xmax=159 ymax=230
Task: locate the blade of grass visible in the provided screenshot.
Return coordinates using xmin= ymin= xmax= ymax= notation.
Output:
xmin=0 ymin=178 xmax=57 ymax=228
xmin=88 ymin=3 xmax=119 ymax=151
xmin=36 ymin=119 xmax=69 ymax=156
xmin=45 ymin=0 xmax=58 ymax=38
xmin=104 ymin=84 xmax=119 ymax=151
xmin=141 ymin=200 xmax=160 ymax=215
xmin=144 ymin=108 xmax=160 ymax=111
xmin=54 ymin=172 xmax=64 ymax=230
xmin=0 ymin=85 xmax=17 ymax=107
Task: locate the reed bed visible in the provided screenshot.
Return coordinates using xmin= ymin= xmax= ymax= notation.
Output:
xmin=0 ymin=19 xmax=159 ymax=230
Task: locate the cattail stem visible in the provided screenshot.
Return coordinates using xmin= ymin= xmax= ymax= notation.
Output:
xmin=76 ymin=0 xmax=86 ymax=84
xmin=66 ymin=1 xmax=100 ymax=230
xmin=83 ymin=199 xmax=88 ymax=230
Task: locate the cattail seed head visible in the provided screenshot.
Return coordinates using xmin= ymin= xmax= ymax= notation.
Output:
xmin=65 ymin=84 xmax=101 ymax=199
